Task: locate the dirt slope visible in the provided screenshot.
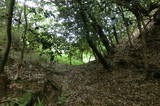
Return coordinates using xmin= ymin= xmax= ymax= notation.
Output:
xmin=61 ymin=22 xmax=160 ymax=105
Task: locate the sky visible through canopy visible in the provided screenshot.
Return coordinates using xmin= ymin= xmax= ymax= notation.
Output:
xmin=16 ymin=0 xmax=95 ymax=63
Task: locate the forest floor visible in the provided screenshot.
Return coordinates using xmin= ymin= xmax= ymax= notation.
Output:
xmin=1 ymin=22 xmax=160 ymax=106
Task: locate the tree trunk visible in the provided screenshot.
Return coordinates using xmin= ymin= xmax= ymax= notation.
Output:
xmin=118 ymin=3 xmax=149 ymax=78
xmin=112 ymin=24 xmax=119 ymax=44
xmin=108 ymin=31 xmax=114 ymax=47
xmin=0 ymin=0 xmax=15 ymax=94
xmin=137 ymin=16 xmax=148 ymax=74
xmin=17 ymin=10 xmax=22 ymax=29
xmin=78 ymin=5 xmax=110 ymax=70
xmin=85 ymin=34 xmax=109 ymax=70
xmin=89 ymin=53 xmax=92 ymax=62
xmin=140 ymin=17 xmax=151 ymax=79
xmin=80 ymin=51 xmax=83 ymax=63
xmin=0 ymin=0 xmax=15 ymax=73
xmin=69 ymin=53 xmax=72 ymax=65
xmin=119 ymin=7 xmax=133 ymax=46
xmin=89 ymin=15 xmax=111 ymax=53
xmin=18 ymin=3 xmax=28 ymax=70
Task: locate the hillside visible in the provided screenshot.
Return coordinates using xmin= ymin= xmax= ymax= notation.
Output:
xmin=1 ymin=0 xmax=160 ymax=106
xmin=0 ymin=19 xmax=160 ymax=106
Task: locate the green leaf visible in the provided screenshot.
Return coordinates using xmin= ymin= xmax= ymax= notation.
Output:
xmin=18 ymin=92 xmax=32 ymax=106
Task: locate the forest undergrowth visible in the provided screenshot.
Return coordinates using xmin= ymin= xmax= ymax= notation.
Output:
xmin=1 ymin=20 xmax=160 ymax=106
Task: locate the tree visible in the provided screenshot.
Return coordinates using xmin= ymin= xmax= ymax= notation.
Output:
xmin=0 ymin=0 xmax=15 ymax=93
xmin=77 ymin=0 xmax=110 ymax=70
xmin=0 ymin=0 xmax=16 ymax=73
xmin=119 ymin=7 xmax=133 ymax=46
xmin=18 ymin=2 xmax=28 ymax=70
xmin=89 ymin=14 xmax=111 ymax=53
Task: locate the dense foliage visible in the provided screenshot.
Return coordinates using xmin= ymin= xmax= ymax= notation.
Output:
xmin=0 ymin=0 xmax=159 ymax=67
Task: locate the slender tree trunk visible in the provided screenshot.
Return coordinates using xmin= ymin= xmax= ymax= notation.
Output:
xmin=89 ymin=53 xmax=92 ymax=62
xmin=112 ymin=24 xmax=119 ymax=44
xmin=79 ymin=8 xmax=110 ymax=70
xmin=119 ymin=7 xmax=133 ymax=46
xmin=69 ymin=53 xmax=72 ymax=65
xmin=80 ymin=51 xmax=83 ymax=63
xmin=139 ymin=17 xmax=150 ymax=79
xmin=108 ymin=31 xmax=114 ymax=47
xmin=18 ymin=3 xmax=28 ymax=70
xmin=17 ymin=10 xmax=22 ymax=29
xmin=94 ymin=24 xmax=111 ymax=53
xmin=126 ymin=25 xmax=133 ymax=46
xmin=0 ymin=0 xmax=15 ymax=73
xmin=0 ymin=0 xmax=15 ymax=94
xmin=85 ymin=34 xmax=109 ymax=69
xmin=89 ymin=15 xmax=111 ymax=53
xmin=137 ymin=16 xmax=148 ymax=72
